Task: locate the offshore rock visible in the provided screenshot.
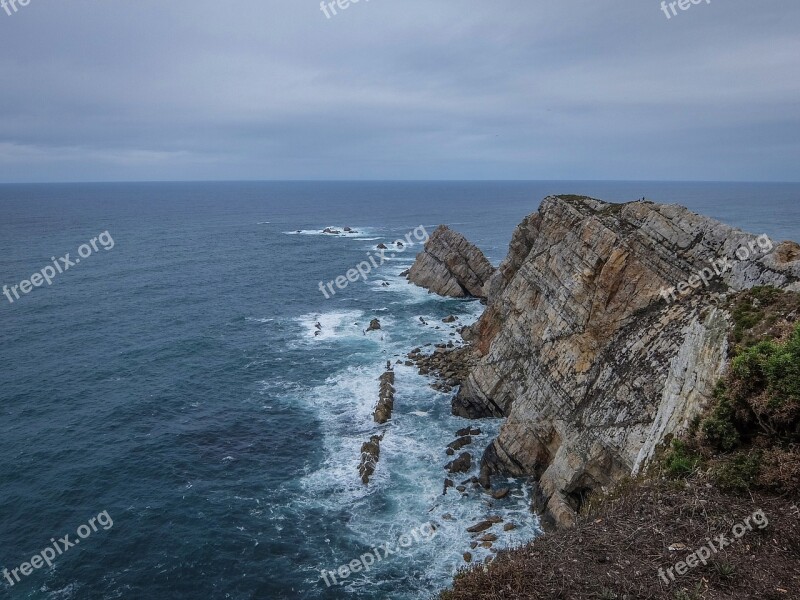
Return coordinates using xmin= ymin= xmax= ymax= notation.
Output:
xmin=374 ymin=371 xmax=395 ymax=424
xmin=358 ymin=434 xmax=383 ymax=484
xmin=406 ymin=225 xmax=496 ymax=298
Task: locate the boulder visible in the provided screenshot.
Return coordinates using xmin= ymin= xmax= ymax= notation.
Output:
xmin=447 ymin=436 xmax=473 ymax=452
xmin=445 ymin=452 xmax=472 ymax=474
xmin=491 ymin=487 xmax=510 ymax=500
xmin=358 ymin=434 xmax=383 ymax=484
xmin=466 ymin=520 xmax=495 ymax=534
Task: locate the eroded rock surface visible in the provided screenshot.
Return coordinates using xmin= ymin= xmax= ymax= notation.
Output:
xmin=358 ymin=434 xmax=383 ymax=484
xmin=406 ymin=225 xmax=496 ymax=298
xmin=374 ymin=371 xmax=395 ymax=424
xmin=444 ymin=195 xmax=800 ymax=527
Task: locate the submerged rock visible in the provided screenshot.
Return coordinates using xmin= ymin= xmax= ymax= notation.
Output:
xmin=445 ymin=452 xmax=472 ymax=474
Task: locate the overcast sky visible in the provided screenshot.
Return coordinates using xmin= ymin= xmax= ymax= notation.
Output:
xmin=0 ymin=0 xmax=797 ymax=182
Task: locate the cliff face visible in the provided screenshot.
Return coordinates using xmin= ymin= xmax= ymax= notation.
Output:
xmin=406 ymin=225 xmax=496 ymax=298
xmin=443 ymin=196 xmax=800 ymax=526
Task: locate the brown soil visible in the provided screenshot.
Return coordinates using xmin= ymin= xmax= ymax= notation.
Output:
xmin=440 ymin=478 xmax=800 ymax=599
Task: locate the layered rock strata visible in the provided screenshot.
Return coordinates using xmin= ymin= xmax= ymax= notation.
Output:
xmin=374 ymin=371 xmax=395 ymax=424
xmin=358 ymin=434 xmax=383 ymax=484
xmin=414 ymin=195 xmax=800 ymax=526
xmin=406 ymin=225 xmax=496 ymax=298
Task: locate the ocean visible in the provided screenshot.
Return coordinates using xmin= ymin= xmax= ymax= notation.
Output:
xmin=1 ymin=181 xmax=798 ymax=600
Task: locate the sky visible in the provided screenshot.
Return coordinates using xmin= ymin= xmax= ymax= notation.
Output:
xmin=0 ymin=0 xmax=797 ymax=182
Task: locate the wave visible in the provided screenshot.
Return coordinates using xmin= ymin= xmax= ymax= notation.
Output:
xmin=283 ymin=226 xmax=375 ymax=239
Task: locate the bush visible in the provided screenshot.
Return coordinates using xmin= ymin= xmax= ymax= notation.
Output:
xmin=712 ymin=452 xmax=762 ymax=492
xmin=664 ymin=440 xmax=702 ymax=478
xmin=700 ymin=400 xmax=741 ymax=452
xmin=714 ymin=323 xmax=800 ymax=441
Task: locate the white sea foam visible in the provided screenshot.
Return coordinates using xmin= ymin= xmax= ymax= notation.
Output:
xmin=276 ymin=238 xmax=537 ymax=598
xmin=283 ymin=226 xmax=375 ymax=238
xmin=291 ymin=301 xmax=538 ymax=597
xmin=246 ymin=317 xmax=275 ymax=324
xmin=295 ymin=310 xmax=366 ymax=341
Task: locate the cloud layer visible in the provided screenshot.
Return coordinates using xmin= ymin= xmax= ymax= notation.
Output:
xmin=0 ymin=0 xmax=797 ymax=181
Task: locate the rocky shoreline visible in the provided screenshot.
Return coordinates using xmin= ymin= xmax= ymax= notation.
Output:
xmin=358 ymin=195 xmax=800 ymax=569
xmin=400 ymin=195 xmax=800 ymax=530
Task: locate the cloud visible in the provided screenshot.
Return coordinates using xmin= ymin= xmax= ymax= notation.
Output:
xmin=0 ymin=0 xmax=797 ymax=181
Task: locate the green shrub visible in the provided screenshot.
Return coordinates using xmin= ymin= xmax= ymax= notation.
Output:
xmin=724 ymin=322 xmax=800 ymax=436
xmin=700 ymin=401 xmax=741 ymax=452
xmin=664 ymin=440 xmax=702 ymax=478
xmin=712 ymin=452 xmax=762 ymax=492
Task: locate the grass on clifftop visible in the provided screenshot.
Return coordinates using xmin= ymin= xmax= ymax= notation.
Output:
xmin=439 ymin=480 xmax=799 ymax=600
xmin=440 ymin=288 xmax=800 ymax=599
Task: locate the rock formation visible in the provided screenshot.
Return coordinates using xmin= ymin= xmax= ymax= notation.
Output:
xmin=358 ymin=434 xmax=383 ymax=484
xmin=413 ymin=195 xmax=800 ymax=527
xmin=406 ymin=225 xmax=496 ymax=298
xmin=374 ymin=371 xmax=395 ymax=424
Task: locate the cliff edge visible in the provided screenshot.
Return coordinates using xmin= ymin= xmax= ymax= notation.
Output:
xmin=413 ymin=195 xmax=800 ymax=527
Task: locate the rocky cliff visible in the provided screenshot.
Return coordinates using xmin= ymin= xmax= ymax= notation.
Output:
xmin=406 ymin=225 xmax=496 ymax=298
xmin=419 ymin=195 xmax=800 ymax=527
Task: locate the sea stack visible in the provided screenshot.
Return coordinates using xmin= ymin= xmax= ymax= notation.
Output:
xmin=406 ymin=225 xmax=496 ymax=298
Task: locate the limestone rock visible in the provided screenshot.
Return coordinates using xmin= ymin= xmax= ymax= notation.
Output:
xmin=406 ymin=225 xmax=496 ymax=298
xmin=451 ymin=195 xmax=800 ymax=527
xmin=358 ymin=434 xmax=383 ymax=484
xmin=373 ymin=371 xmax=395 ymax=424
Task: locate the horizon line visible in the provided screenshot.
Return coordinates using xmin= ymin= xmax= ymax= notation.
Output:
xmin=1 ymin=178 xmax=799 ymax=185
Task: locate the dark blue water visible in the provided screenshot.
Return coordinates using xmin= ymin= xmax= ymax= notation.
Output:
xmin=1 ymin=181 xmax=798 ymax=600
